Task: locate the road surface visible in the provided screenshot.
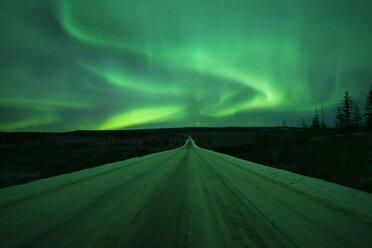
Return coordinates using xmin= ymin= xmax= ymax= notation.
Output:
xmin=1 ymin=137 xmax=371 ymax=247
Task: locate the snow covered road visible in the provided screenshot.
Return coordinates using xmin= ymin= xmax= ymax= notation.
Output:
xmin=0 ymin=137 xmax=371 ymax=247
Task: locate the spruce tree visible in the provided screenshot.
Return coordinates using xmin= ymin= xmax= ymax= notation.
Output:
xmin=365 ymin=88 xmax=372 ymax=129
xmin=282 ymin=118 xmax=287 ymax=127
xmin=320 ymin=103 xmax=327 ymax=128
xmin=335 ymin=105 xmax=343 ymax=128
xmin=312 ymin=109 xmax=320 ymax=129
xmin=341 ymin=91 xmax=353 ymax=130
xmin=353 ymin=102 xmax=362 ymax=129
xmin=301 ymin=118 xmax=308 ymax=129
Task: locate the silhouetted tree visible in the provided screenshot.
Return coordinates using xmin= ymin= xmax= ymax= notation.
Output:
xmin=320 ymin=102 xmax=327 ymax=128
xmin=311 ymin=109 xmax=320 ymax=129
xmin=282 ymin=118 xmax=287 ymax=127
xmin=341 ymin=91 xmax=353 ymax=130
xmin=364 ymin=88 xmax=372 ymax=130
xmin=335 ymin=105 xmax=343 ymax=128
xmin=301 ymin=118 xmax=308 ymax=129
xmin=353 ymin=102 xmax=362 ymax=129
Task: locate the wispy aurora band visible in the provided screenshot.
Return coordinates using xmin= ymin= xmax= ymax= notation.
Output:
xmin=0 ymin=0 xmax=371 ymax=131
xmin=59 ymin=0 xmax=282 ymax=127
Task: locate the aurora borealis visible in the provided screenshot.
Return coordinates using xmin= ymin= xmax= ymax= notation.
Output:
xmin=1 ymin=0 xmax=372 ymax=131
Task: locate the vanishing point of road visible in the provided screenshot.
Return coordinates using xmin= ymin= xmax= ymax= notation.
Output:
xmin=0 ymin=137 xmax=371 ymax=247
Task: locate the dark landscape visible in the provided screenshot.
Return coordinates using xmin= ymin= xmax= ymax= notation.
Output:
xmin=0 ymin=130 xmax=186 ymax=188
xmin=2 ymin=1 xmax=372 ymax=247
xmin=1 ymin=127 xmax=371 ymax=193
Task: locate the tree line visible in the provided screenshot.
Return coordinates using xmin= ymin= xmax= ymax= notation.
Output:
xmin=309 ymin=88 xmax=372 ymax=131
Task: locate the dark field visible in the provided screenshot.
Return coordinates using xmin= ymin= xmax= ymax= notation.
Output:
xmin=1 ymin=127 xmax=371 ymax=193
xmin=0 ymin=130 xmax=186 ymax=188
xmin=188 ymin=128 xmax=372 ymax=193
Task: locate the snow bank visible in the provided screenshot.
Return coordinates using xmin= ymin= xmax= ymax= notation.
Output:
xmin=0 ymin=146 xmax=183 ymax=207
xmin=197 ymin=145 xmax=372 ymax=224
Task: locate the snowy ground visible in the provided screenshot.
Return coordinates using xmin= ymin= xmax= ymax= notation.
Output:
xmin=0 ymin=137 xmax=371 ymax=247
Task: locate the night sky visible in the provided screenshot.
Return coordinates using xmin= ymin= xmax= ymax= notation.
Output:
xmin=1 ymin=0 xmax=371 ymax=131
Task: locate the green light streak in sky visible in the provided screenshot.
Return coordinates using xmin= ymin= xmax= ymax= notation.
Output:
xmin=0 ymin=115 xmax=58 ymax=132
xmin=0 ymin=0 xmax=371 ymax=131
xmin=176 ymin=50 xmax=281 ymax=117
xmin=58 ymin=0 xmax=146 ymax=56
xmin=0 ymin=98 xmax=88 ymax=111
xmin=81 ymin=63 xmax=181 ymax=96
xmin=98 ymin=106 xmax=184 ymax=130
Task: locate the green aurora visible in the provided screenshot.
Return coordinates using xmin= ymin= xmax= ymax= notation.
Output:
xmin=0 ymin=0 xmax=371 ymax=131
